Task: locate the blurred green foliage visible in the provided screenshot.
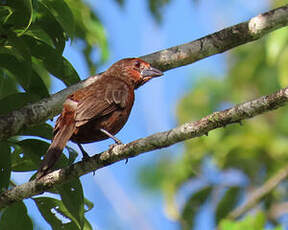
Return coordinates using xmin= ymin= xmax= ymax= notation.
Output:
xmin=139 ymin=2 xmax=288 ymax=229
xmin=219 ymin=212 xmax=283 ymax=230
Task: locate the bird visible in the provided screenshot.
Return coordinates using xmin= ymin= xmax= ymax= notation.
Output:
xmin=36 ymin=58 xmax=163 ymax=179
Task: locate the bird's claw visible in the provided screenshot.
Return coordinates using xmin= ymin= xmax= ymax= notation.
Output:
xmin=82 ymin=153 xmax=91 ymax=161
xmin=80 ymin=152 xmax=96 ymax=175
xmin=77 ymin=143 xmax=91 ymax=161
xmin=81 ymin=149 xmax=90 ymax=161
xmin=115 ymin=139 xmax=123 ymax=145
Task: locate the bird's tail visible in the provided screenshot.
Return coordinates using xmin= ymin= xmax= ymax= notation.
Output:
xmin=36 ymin=121 xmax=75 ymax=179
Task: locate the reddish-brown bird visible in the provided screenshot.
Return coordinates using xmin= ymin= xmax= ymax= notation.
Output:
xmin=36 ymin=58 xmax=163 ymax=179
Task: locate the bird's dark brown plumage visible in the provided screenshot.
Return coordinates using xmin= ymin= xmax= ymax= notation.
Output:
xmin=36 ymin=58 xmax=163 ymax=179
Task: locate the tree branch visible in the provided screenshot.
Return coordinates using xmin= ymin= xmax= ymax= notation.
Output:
xmin=227 ymin=164 xmax=288 ymax=220
xmin=0 ymin=4 xmax=288 ymax=140
xmin=1 ymin=86 xmax=288 ymax=209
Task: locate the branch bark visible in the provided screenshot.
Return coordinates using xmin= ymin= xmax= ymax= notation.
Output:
xmin=1 ymin=86 xmax=288 ymax=209
xmin=0 ymin=4 xmax=288 ymax=140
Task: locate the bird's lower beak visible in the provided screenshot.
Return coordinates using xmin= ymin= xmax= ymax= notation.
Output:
xmin=141 ymin=66 xmax=163 ymax=78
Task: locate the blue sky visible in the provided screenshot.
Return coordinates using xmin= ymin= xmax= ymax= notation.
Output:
xmin=14 ymin=0 xmax=271 ymax=229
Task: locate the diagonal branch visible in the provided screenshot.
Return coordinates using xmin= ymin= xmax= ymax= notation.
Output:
xmin=0 ymin=4 xmax=288 ymax=140
xmin=227 ymin=164 xmax=288 ymax=220
xmin=1 ymin=86 xmax=288 ymax=209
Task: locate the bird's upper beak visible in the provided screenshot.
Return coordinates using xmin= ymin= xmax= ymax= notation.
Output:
xmin=141 ymin=66 xmax=163 ymax=78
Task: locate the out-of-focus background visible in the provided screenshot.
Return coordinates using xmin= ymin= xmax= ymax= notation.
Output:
xmin=2 ymin=0 xmax=288 ymax=229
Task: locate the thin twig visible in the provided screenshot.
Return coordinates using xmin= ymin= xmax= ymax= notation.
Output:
xmin=227 ymin=164 xmax=288 ymax=220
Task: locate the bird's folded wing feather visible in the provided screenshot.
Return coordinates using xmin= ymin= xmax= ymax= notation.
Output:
xmin=74 ymin=80 xmax=130 ymax=127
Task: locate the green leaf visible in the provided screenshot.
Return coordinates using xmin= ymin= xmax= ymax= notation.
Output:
xmin=84 ymin=198 xmax=94 ymax=213
xmin=0 ymin=42 xmax=48 ymax=97
xmin=0 ymin=34 xmax=49 ymax=97
xmin=0 ymin=92 xmax=40 ymax=115
xmin=218 ymin=219 xmax=235 ymax=230
xmin=0 ymin=6 xmax=12 ymax=26
xmin=5 ymin=0 xmax=33 ymax=34
xmin=219 ymin=212 xmax=267 ymax=230
xmin=31 ymin=57 xmax=52 ymax=89
xmin=18 ymin=123 xmax=53 ymax=140
xmin=33 ymin=197 xmax=81 ymax=230
xmin=83 ymin=218 xmax=93 ymax=230
xmin=0 ymin=201 xmax=33 ymax=230
xmin=7 ymin=31 xmax=31 ymax=65
xmin=180 ymin=186 xmax=212 ymax=230
xmin=57 ymin=178 xmax=85 ymax=229
xmin=215 ymin=187 xmax=242 ymax=223
xmin=34 ymin=2 xmax=66 ymax=52
xmin=0 ymin=141 xmax=11 ymax=192
xmin=23 ymin=35 xmax=80 ymax=86
xmin=5 ymin=33 xmax=50 ymax=98
xmin=253 ymin=213 xmax=266 ymax=229
xmin=0 ymin=69 xmax=18 ymax=99
xmin=0 ymin=49 xmax=31 ymax=90
xmin=11 ymin=139 xmax=49 ymax=171
xmin=39 ymin=0 xmax=75 ymax=40
xmin=28 ymin=69 xmax=50 ymax=97
xmin=24 ymin=27 xmax=54 ymax=48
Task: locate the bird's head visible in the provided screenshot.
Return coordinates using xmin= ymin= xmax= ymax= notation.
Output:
xmin=106 ymin=58 xmax=163 ymax=88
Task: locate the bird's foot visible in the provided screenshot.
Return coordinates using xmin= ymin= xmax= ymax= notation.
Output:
xmin=115 ymin=139 xmax=122 ymax=145
xmin=82 ymin=152 xmax=91 ymax=161
xmin=100 ymin=128 xmax=125 ymax=162
xmin=77 ymin=145 xmax=95 ymax=175
xmin=77 ymin=143 xmax=91 ymax=161
xmin=100 ymin=128 xmax=122 ymax=145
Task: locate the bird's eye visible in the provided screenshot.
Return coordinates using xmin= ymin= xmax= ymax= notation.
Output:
xmin=134 ymin=60 xmax=141 ymax=68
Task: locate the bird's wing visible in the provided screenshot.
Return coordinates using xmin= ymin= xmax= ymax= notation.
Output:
xmin=74 ymin=80 xmax=131 ymax=127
